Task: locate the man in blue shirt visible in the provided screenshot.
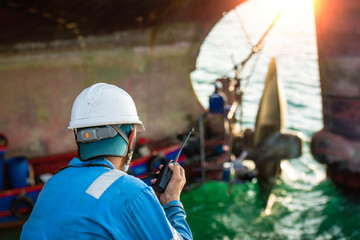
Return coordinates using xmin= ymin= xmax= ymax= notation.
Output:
xmin=21 ymin=83 xmax=193 ymax=240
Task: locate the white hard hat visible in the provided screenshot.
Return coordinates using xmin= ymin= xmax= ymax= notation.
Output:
xmin=68 ymin=83 xmax=145 ymax=132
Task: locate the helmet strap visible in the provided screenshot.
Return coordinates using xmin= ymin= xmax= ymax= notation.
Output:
xmin=112 ymin=125 xmax=129 ymax=145
xmin=121 ymin=126 xmax=136 ymax=172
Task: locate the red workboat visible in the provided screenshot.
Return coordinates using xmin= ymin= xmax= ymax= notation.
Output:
xmin=0 ymin=134 xmax=185 ymax=228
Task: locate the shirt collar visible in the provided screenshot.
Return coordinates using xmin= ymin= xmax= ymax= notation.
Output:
xmin=68 ymin=157 xmax=116 ymax=170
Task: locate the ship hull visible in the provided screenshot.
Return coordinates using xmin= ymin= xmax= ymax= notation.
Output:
xmin=0 ymin=0 xmax=245 ymax=158
xmin=311 ymin=0 xmax=360 ymax=192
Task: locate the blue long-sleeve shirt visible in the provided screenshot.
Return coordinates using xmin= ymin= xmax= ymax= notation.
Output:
xmin=21 ymin=157 xmax=192 ymax=240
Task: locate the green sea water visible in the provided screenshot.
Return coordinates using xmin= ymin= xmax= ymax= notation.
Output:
xmin=181 ymin=179 xmax=360 ymax=240
xmin=185 ymin=0 xmax=360 ymax=239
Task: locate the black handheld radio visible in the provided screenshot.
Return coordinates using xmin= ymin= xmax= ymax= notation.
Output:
xmin=153 ymin=128 xmax=194 ymax=193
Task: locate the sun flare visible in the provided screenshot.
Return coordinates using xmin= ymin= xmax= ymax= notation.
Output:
xmin=238 ymin=0 xmax=316 ymax=33
xmin=268 ymin=0 xmax=314 ymax=13
xmin=243 ymin=0 xmax=315 ymax=22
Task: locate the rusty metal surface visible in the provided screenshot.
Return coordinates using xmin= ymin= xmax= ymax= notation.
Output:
xmin=312 ymin=0 xmax=360 ymax=180
xmin=311 ymin=129 xmax=360 ymax=172
xmin=0 ymin=44 xmax=202 ymax=157
xmin=0 ymin=0 xmax=246 ymax=158
xmin=0 ymin=0 xmax=245 ymax=49
xmin=323 ymin=97 xmax=360 ymax=140
xmin=314 ymin=0 xmax=360 ymax=105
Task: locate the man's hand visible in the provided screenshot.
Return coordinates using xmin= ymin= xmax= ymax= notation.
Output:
xmin=151 ymin=162 xmax=186 ymax=205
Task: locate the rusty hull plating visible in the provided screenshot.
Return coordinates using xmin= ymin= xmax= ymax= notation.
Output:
xmin=311 ymin=0 xmax=360 ymax=192
xmin=0 ymin=0 xmax=245 ymax=158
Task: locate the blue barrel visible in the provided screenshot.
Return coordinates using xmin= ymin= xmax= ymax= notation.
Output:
xmin=5 ymin=156 xmax=30 ymax=188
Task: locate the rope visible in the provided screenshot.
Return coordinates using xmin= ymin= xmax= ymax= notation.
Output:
xmin=220 ymin=9 xmax=284 ymax=129
xmin=224 ymin=9 xmax=284 ymax=78
xmin=234 ymin=8 xmax=253 ymax=47
xmin=243 ymin=49 xmax=263 ymax=90
xmin=236 ymin=9 xmax=284 ymax=71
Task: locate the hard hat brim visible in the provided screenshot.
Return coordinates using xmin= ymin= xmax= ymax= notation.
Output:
xmin=68 ymin=117 xmax=145 ymax=132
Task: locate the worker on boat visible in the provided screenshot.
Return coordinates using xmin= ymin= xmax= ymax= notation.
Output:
xmin=20 ymin=83 xmax=193 ymax=240
xmin=205 ymin=80 xmax=232 ymax=152
xmin=209 ymin=80 xmax=228 ymax=114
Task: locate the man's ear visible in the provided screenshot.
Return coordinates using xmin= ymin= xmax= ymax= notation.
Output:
xmin=128 ymin=128 xmax=137 ymax=151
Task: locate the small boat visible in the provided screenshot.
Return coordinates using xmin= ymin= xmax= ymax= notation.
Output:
xmin=183 ymin=57 xmax=303 ymax=204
